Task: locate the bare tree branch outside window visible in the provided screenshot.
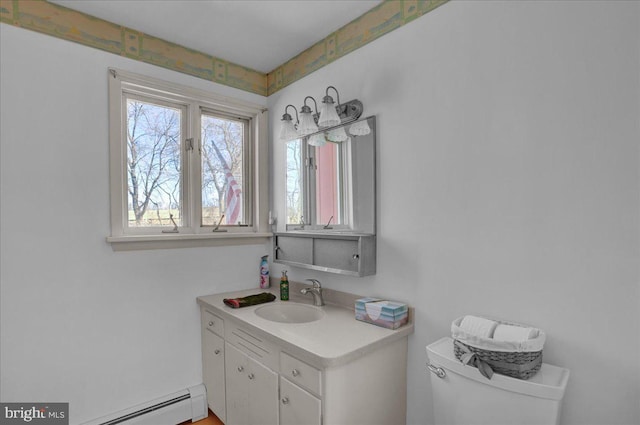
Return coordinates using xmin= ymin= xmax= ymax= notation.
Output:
xmin=126 ymin=99 xmax=181 ymax=226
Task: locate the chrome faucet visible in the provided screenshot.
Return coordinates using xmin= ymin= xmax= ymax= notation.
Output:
xmin=295 ymin=216 xmax=306 ymax=230
xmin=300 ymin=279 xmax=325 ymax=306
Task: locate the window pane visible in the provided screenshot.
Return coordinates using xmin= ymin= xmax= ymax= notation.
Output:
xmin=286 ymin=140 xmax=303 ymax=225
xmin=126 ymin=98 xmax=182 ymax=228
xmin=201 ymin=113 xmax=245 ymax=226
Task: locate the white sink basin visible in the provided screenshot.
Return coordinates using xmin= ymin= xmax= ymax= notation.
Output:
xmin=254 ymin=303 xmax=325 ymax=324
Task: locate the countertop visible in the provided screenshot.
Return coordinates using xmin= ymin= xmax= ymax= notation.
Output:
xmin=197 ymin=287 xmax=414 ymax=368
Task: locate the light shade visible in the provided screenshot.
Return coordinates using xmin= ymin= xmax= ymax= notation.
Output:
xmin=308 ymin=133 xmax=327 ymax=147
xmin=318 ymin=96 xmax=341 ymax=127
xmin=279 ymin=118 xmax=299 ymax=142
xmin=298 ymin=110 xmax=319 ymax=136
xmin=349 ymin=120 xmax=371 ymax=136
xmin=327 ymin=126 xmax=348 ymax=142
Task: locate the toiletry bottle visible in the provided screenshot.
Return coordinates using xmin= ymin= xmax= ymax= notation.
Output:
xmin=260 ymin=255 xmax=269 ymax=289
xmin=280 ymin=270 xmax=289 ymax=301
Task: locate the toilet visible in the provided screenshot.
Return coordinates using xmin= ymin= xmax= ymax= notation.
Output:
xmin=426 ymin=337 xmax=570 ymax=425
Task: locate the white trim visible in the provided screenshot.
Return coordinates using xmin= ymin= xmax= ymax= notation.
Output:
xmin=110 ymin=68 xmax=266 ymax=116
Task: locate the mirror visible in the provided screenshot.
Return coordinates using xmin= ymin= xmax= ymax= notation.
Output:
xmin=285 ymin=116 xmax=375 ymax=234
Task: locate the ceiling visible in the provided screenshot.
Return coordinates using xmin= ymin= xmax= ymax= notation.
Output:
xmin=51 ymin=0 xmax=383 ymax=74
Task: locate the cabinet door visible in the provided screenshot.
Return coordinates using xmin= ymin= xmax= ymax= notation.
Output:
xmin=247 ymin=356 xmax=279 ymax=425
xmin=313 ymin=238 xmax=359 ymax=272
xmin=280 ymin=377 xmax=321 ymax=425
xmin=275 ymin=236 xmax=313 ymax=264
xmin=225 ymin=343 xmax=249 ymax=425
xmin=203 ymin=330 xmax=226 ymax=422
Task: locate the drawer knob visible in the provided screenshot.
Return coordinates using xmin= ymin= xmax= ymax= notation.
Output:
xmin=281 ymin=397 xmax=290 ymax=405
xmin=214 ymin=349 xmax=221 ymax=355
xmin=352 ymin=254 xmax=360 ymax=260
xmin=248 ymin=373 xmax=255 ymax=380
xmin=291 ymin=369 xmax=300 ymax=377
xmin=208 ymin=321 xmax=215 ymax=327
xmin=237 ymin=366 xmax=244 ymax=372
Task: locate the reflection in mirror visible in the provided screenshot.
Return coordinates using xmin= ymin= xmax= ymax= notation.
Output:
xmin=286 ymin=139 xmax=303 ymax=225
xmin=315 ymin=141 xmax=345 ymax=227
xmin=285 ymin=116 xmax=375 ymax=234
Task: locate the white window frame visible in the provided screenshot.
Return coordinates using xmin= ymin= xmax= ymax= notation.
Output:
xmin=107 ymin=68 xmax=270 ymax=250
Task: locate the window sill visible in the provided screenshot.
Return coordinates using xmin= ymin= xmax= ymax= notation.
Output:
xmin=106 ymin=232 xmax=273 ymax=251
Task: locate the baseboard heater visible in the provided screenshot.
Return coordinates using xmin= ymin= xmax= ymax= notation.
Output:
xmin=84 ymin=384 xmax=207 ymax=425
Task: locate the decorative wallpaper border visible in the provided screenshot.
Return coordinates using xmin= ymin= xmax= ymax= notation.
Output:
xmin=0 ymin=0 xmax=267 ymax=95
xmin=266 ymin=0 xmax=448 ymax=95
xmin=0 ymin=0 xmax=448 ymax=97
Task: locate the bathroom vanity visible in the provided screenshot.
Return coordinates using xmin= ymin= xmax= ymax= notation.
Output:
xmin=197 ymin=286 xmax=413 ymax=425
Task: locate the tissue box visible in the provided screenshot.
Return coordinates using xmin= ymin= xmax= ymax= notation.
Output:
xmin=355 ymin=298 xmax=409 ymax=329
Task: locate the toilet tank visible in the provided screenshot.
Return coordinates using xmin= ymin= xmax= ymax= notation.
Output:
xmin=426 ymin=337 xmax=570 ymax=425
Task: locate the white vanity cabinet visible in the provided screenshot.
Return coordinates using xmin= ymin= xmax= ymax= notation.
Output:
xmin=198 ymin=291 xmax=412 ymax=425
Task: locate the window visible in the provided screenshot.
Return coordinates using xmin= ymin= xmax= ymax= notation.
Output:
xmin=108 ymin=69 xmax=269 ymax=249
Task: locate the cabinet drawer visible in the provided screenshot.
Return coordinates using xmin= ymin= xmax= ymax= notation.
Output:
xmin=204 ymin=310 xmax=225 ymax=337
xmin=280 ymin=352 xmax=322 ymax=396
xmin=227 ymin=321 xmax=279 ymax=371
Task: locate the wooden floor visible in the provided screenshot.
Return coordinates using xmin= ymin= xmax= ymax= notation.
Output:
xmin=181 ymin=409 xmax=224 ymax=425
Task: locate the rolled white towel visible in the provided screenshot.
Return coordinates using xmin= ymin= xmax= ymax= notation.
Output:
xmin=459 ymin=315 xmax=498 ymax=338
xmin=493 ymin=324 xmax=539 ymax=342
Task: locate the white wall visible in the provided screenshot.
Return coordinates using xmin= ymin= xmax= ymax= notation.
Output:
xmin=0 ymin=24 xmax=269 ymax=423
xmin=269 ymin=2 xmax=639 ymax=424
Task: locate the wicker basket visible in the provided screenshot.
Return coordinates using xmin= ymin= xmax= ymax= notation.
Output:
xmin=451 ymin=316 xmax=545 ymax=380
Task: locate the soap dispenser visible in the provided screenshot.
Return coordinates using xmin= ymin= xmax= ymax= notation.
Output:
xmin=280 ymin=270 xmax=289 ymax=301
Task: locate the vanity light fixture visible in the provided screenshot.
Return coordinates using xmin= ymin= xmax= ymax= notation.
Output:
xmin=279 ymin=85 xmax=364 ymax=142
xmin=279 ymin=104 xmax=300 ymax=142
